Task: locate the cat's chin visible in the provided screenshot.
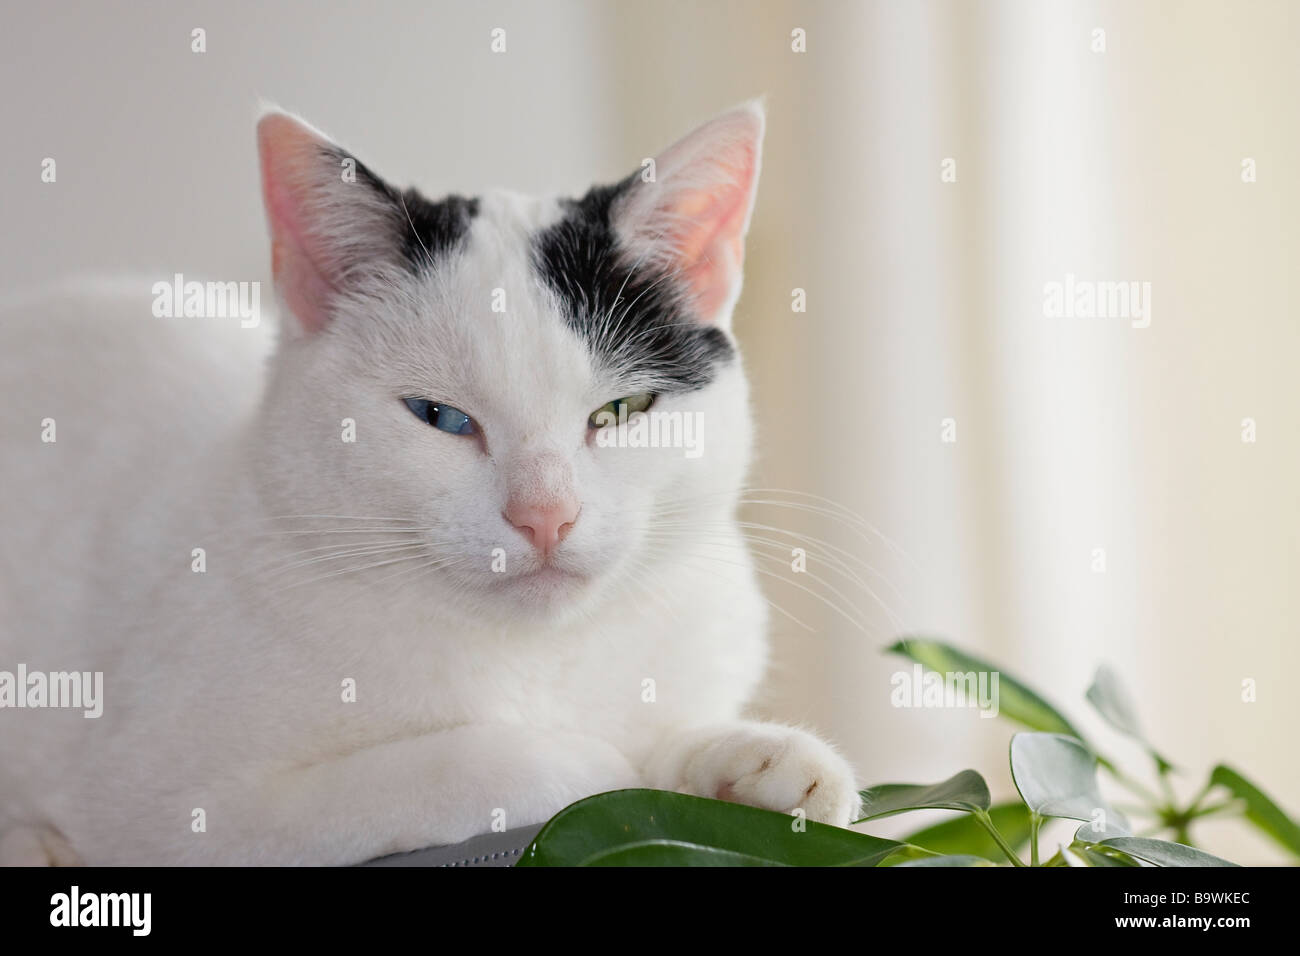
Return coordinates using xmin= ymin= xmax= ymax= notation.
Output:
xmin=428 ymin=561 xmax=596 ymax=622
xmin=497 ymin=564 xmax=592 ymax=609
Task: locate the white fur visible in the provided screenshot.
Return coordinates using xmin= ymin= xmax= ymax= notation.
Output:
xmin=0 ymin=107 xmax=859 ymax=866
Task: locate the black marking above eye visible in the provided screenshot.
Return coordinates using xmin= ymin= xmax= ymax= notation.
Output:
xmin=531 ymin=177 xmax=734 ymax=393
xmin=320 ymin=145 xmax=480 ymax=272
xmin=389 ymin=190 xmax=480 ymax=271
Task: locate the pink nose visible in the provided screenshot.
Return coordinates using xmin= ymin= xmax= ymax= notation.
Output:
xmin=504 ymin=497 xmax=579 ymax=555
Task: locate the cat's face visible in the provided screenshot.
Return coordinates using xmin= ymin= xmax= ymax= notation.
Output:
xmin=253 ymin=105 xmax=763 ymax=625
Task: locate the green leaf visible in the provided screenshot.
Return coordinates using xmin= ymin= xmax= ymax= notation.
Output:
xmin=1085 ymin=665 xmax=1174 ymax=768
xmin=582 ymin=840 xmax=781 ymax=866
xmin=855 ymin=769 xmax=991 ymax=822
xmin=1084 ymin=665 xmax=1143 ymax=738
xmin=887 ymin=637 xmax=1083 ymax=738
xmin=1009 ymin=732 xmax=1128 ymax=826
xmin=875 ymin=843 xmax=943 ymax=866
xmin=893 ymin=854 xmax=996 ymax=867
xmin=518 ymin=789 xmax=906 ymax=867
xmin=1100 ymin=837 xmax=1239 ymax=867
xmin=902 ymin=802 xmax=1033 ymax=859
xmin=1064 ymin=842 xmax=1145 ymax=867
xmin=1058 ymin=844 xmax=1089 ymax=867
xmin=1209 ymin=764 xmax=1300 ymax=858
xmin=1073 ymin=820 xmax=1132 ymax=844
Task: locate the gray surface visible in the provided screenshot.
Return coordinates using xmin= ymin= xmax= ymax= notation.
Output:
xmin=361 ymin=825 xmax=545 ymax=867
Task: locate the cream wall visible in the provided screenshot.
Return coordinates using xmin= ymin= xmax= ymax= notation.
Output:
xmin=2 ymin=1 xmax=1295 ymax=861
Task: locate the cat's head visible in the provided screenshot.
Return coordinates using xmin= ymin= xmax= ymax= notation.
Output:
xmin=253 ymin=103 xmax=764 ymax=625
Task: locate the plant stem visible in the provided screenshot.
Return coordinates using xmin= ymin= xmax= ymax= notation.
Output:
xmin=973 ymin=810 xmax=1027 ymax=867
xmin=1156 ymin=764 xmax=1177 ymax=807
xmin=1029 ymin=812 xmax=1042 ymax=867
xmin=1182 ymin=780 xmax=1215 ymax=818
xmin=1102 ymin=763 xmax=1163 ymax=807
xmin=1189 ymin=800 xmax=1242 ymax=820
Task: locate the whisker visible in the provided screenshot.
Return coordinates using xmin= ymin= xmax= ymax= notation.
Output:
xmin=640 ymin=539 xmax=867 ymax=632
xmin=254 ymin=528 xmax=429 ymax=537
xmin=638 ymin=546 xmax=817 ymax=632
xmin=260 ymin=551 xmax=438 ymax=595
xmin=247 ymin=542 xmax=429 ymax=581
xmin=644 ymin=520 xmax=905 ymax=628
xmin=640 ymin=532 xmax=875 ymax=632
xmin=254 ymin=515 xmax=421 ymax=523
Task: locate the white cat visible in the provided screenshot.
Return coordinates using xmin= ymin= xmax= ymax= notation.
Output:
xmin=0 ymin=102 xmax=860 ymax=865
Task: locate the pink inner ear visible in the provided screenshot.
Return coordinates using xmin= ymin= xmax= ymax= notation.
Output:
xmin=628 ymin=107 xmax=764 ymax=327
xmin=258 ymin=114 xmax=340 ymax=335
xmin=672 ymin=175 xmax=754 ymax=322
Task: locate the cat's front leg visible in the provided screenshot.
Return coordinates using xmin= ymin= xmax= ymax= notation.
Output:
xmin=255 ymin=724 xmax=642 ymax=866
xmin=645 ymin=720 xmax=861 ymax=827
xmin=93 ymin=724 xmax=642 ymax=866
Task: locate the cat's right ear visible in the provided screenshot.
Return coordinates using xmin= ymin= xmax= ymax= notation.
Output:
xmin=256 ymin=109 xmax=403 ymax=335
xmin=610 ymin=101 xmax=765 ymax=330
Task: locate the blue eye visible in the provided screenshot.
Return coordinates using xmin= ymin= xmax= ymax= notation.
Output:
xmin=404 ymin=398 xmax=476 ymax=436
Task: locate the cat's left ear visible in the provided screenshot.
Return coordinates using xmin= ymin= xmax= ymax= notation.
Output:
xmin=612 ymin=101 xmax=765 ymax=329
xmin=256 ymin=108 xmax=407 ymax=335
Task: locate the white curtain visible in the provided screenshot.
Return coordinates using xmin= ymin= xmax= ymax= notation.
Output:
xmin=604 ymin=0 xmax=1299 ymax=861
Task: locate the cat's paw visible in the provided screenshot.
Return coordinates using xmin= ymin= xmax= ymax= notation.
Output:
xmin=676 ymin=723 xmax=860 ymax=827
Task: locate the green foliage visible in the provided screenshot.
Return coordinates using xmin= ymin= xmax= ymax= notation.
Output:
xmin=1208 ymin=764 xmax=1300 ymax=856
xmin=1085 ymin=664 xmax=1173 ymax=771
xmin=516 ymin=789 xmax=908 ymax=867
xmin=1010 ymin=732 xmax=1125 ymax=825
xmin=902 ymin=802 xmax=1032 ymax=859
xmin=886 ymin=638 xmax=1084 ymax=738
xmin=521 ymin=639 xmax=1298 ymax=866
xmin=856 ymin=770 xmax=990 ymax=820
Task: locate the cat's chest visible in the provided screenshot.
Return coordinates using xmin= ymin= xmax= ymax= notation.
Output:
xmin=316 ymin=589 xmax=762 ymax=754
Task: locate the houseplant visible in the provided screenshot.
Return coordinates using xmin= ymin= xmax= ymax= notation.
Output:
xmin=518 ymin=639 xmax=1299 ymax=866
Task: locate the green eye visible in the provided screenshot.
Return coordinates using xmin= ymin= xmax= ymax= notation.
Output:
xmin=588 ymin=393 xmax=655 ymax=429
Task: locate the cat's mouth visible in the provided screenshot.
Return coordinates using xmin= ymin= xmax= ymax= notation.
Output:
xmin=521 ymin=564 xmax=580 ymax=581
xmin=494 ymin=562 xmax=591 ymax=604
xmin=512 ymin=564 xmax=585 ymax=588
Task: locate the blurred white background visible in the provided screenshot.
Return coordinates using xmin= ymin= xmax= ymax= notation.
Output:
xmin=2 ymin=1 xmax=1295 ymax=861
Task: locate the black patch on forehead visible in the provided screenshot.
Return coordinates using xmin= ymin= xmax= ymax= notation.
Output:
xmin=325 ymin=146 xmax=479 ymax=270
xmin=390 ymin=189 xmax=479 ymax=270
xmin=531 ymin=176 xmax=734 ymax=393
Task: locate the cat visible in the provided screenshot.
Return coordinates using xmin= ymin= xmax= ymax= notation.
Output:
xmin=0 ymin=101 xmax=860 ymax=865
